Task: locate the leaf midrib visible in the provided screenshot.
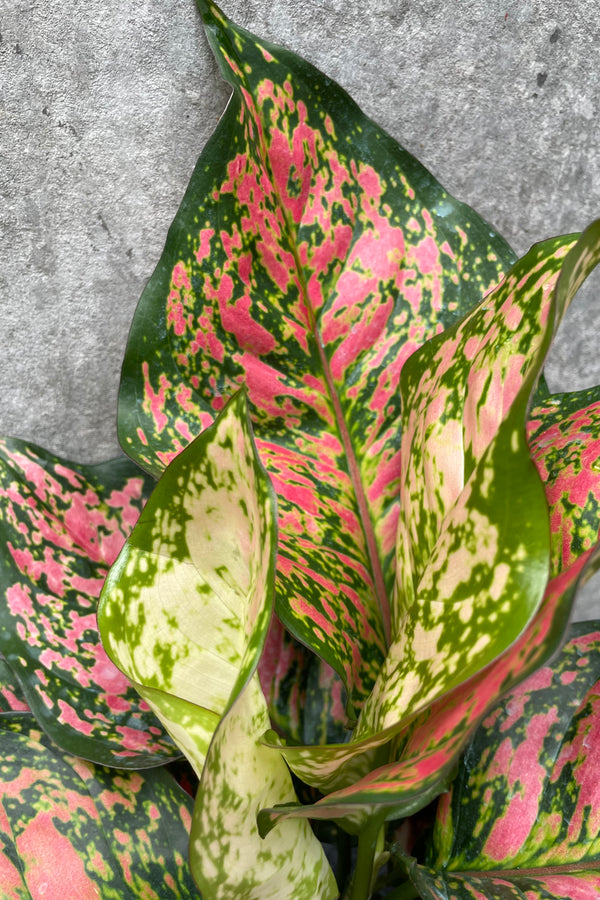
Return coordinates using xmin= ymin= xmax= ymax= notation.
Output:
xmin=257 ymin=118 xmax=392 ymax=648
xmin=451 ymin=859 xmax=600 ymax=879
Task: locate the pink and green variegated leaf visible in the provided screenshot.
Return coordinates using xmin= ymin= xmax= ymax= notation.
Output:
xmin=395 ymin=219 xmax=600 ymax=629
xmin=0 ymin=712 xmax=198 ymax=898
xmin=392 ymin=234 xmax=574 ymax=611
xmin=356 ymin=225 xmax=600 ymax=741
xmin=99 ymin=391 xmax=336 ymax=898
xmin=261 ymin=530 xmax=599 ymax=800
xmin=407 ymin=620 xmax=600 ymax=900
xmin=528 ymin=387 xmax=600 ymax=575
xmin=406 ymin=859 xmax=600 ymax=900
xmin=0 ymin=439 xmax=177 ymax=767
xmin=258 ymin=543 xmax=600 ymax=833
xmin=118 ymin=0 xmax=517 ymax=712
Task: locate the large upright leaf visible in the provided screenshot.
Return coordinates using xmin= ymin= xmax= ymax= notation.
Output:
xmin=99 ymin=391 xmax=336 ymax=899
xmin=407 ymin=620 xmax=600 ymax=900
xmin=0 ymin=712 xmax=197 ymax=898
xmin=0 ymin=439 xmax=176 ymax=767
xmin=118 ymin=0 xmax=516 ymax=711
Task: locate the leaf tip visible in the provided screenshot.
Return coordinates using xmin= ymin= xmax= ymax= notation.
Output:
xmin=256 ymin=807 xmax=280 ymax=839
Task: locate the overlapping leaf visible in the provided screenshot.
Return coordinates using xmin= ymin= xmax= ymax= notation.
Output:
xmin=0 ymin=439 xmax=176 ymax=767
xmin=99 ymin=391 xmax=336 ymax=898
xmin=259 ymin=545 xmax=598 ymax=836
xmin=258 ymin=616 xmax=349 ymax=745
xmin=353 ymin=234 xmax=577 ymax=740
xmin=118 ymin=0 xmax=517 ymax=712
xmin=0 ymin=711 xmax=197 ymax=898
xmin=406 ymin=620 xmax=600 ymax=900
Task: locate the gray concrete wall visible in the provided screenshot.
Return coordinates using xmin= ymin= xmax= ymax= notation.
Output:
xmin=1 ymin=0 xmax=599 ymax=616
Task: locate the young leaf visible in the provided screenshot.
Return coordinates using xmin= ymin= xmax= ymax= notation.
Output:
xmin=353 ymin=234 xmax=577 ymax=742
xmin=0 ymin=712 xmax=198 ymax=898
xmin=118 ymin=0 xmax=517 ymax=712
xmin=192 ymin=674 xmax=337 ymax=899
xmin=0 ymin=439 xmax=176 ymax=767
xmin=408 ymin=620 xmax=600 ymax=900
xmin=99 ymin=391 xmax=337 ymax=899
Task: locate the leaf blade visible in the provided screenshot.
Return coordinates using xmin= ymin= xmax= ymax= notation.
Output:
xmin=118 ymin=0 xmax=517 ymax=711
xmin=0 ymin=713 xmax=197 ymax=898
xmin=100 ymin=390 xmax=336 ymax=898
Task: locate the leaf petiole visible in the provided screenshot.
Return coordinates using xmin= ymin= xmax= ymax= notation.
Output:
xmin=348 ymin=813 xmax=387 ymax=900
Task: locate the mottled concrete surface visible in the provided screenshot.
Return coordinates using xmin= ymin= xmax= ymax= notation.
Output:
xmin=1 ymin=0 xmax=599 ymax=618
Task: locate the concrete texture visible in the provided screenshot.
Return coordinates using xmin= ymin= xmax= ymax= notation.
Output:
xmin=1 ymin=0 xmax=599 ymax=618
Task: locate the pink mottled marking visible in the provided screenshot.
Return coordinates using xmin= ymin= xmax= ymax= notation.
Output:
xmin=413 ymin=234 xmax=439 ymax=275
xmin=290 ymin=595 xmax=336 ymax=638
xmin=141 ymin=362 xmax=171 ymax=434
xmin=116 ymin=725 xmax=161 ymax=752
xmin=1 ymin=688 xmax=29 ymax=712
xmin=54 ymin=464 xmax=83 ymax=489
xmin=56 ymin=699 xmax=95 ymax=736
xmin=195 ymin=227 xmax=215 ymax=263
xmin=483 ymin=708 xmax=561 ymax=862
xmin=17 ymin=812 xmax=98 ymax=897
xmin=6 ymin=583 xmax=34 ymax=619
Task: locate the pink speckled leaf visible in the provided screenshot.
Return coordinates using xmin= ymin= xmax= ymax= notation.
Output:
xmin=118 ymin=0 xmax=517 ymax=712
xmin=408 ymin=620 xmax=600 ymax=900
xmin=0 ymin=712 xmax=197 ymax=898
xmin=529 ymin=386 xmax=600 ymax=576
xmin=0 ymin=439 xmax=177 ymax=767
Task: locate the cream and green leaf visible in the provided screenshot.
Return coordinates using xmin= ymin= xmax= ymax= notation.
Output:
xmin=98 ymin=390 xmax=337 ymax=899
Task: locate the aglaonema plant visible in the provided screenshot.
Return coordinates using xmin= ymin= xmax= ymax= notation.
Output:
xmin=1 ymin=0 xmax=600 ymax=897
